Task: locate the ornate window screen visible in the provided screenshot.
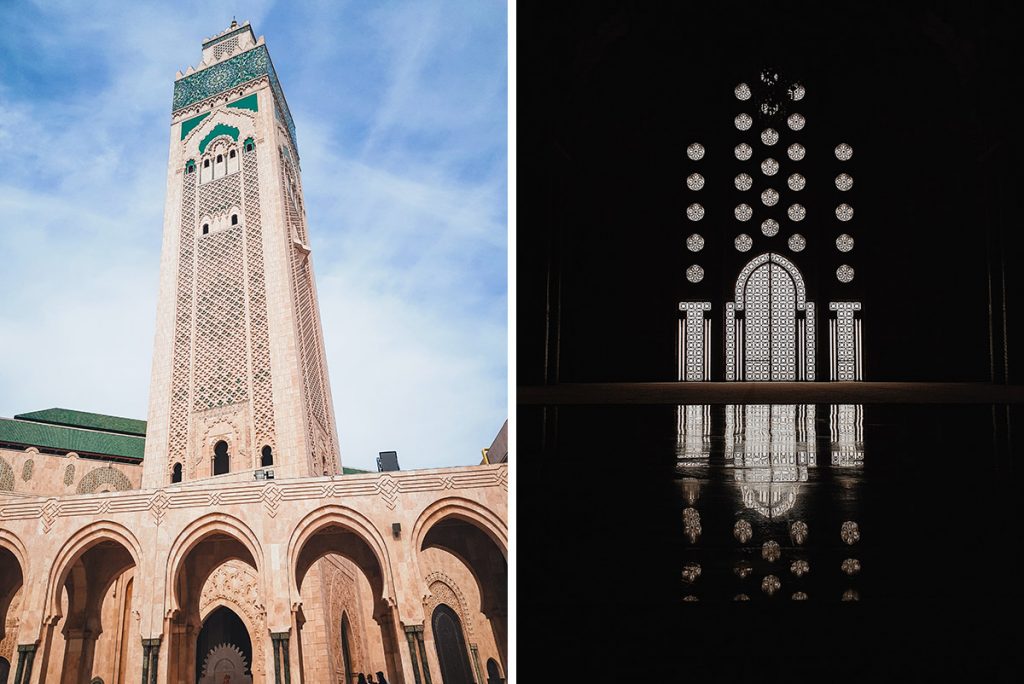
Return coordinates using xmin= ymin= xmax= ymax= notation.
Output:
xmin=726 ymin=253 xmax=815 ymax=381
xmin=828 ymin=302 xmax=863 ymax=380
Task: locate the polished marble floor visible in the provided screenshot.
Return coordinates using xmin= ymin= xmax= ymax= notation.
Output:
xmin=518 ymin=403 xmax=1017 ymax=679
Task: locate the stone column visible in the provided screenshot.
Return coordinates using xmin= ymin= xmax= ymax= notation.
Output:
xmin=142 ymin=637 xmax=161 ymax=684
xmin=469 ymin=643 xmax=483 ymax=684
xmin=271 ymin=632 xmax=291 ymax=684
xmin=13 ymin=644 xmax=36 ymax=684
xmin=402 ymin=626 xmax=423 ymax=684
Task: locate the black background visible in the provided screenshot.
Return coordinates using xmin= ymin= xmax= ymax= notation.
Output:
xmin=516 ymin=2 xmax=1022 ymax=679
xmin=518 ymin=1 xmax=1022 ymax=386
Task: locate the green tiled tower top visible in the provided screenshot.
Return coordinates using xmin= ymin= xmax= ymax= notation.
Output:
xmin=14 ymin=408 xmax=146 ymax=436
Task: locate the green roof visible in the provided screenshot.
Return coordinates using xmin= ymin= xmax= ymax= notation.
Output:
xmin=0 ymin=417 xmax=145 ymax=460
xmin=14 ymin=408 xmax=147 ymax=437
xmin=342 ymin=466 xmax=371 ymax=475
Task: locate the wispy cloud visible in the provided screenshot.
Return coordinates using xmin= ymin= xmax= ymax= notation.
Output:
xmin=0 ymin=1 xmax=507 ymax=470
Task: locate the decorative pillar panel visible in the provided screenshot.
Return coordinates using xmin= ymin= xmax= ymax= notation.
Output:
xmin=830 ymin=404 xmax=864 ymax=466
xmin=677 ymin=302 xmax=712 ymax=381
xmin=829 ymin=302 xmax=863 ymax=380
xmin=676 ymin=404 xmax=711 ymax=460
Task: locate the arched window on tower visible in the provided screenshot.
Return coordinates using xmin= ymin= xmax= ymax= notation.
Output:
xmin=214 ymin=152 xmax=226 ymax=180
xmin=227 ymin=146 xmax=240 ymax=174
xmin=261 ymin=445 xmax=273 ymax=467
xmin=171 ymin=462 xmax=182 ymax=483
xmin=231 ymin=214 xmax=239 ymax=226
xmin=202 ymin=223 xmax=209 ymax=235
xmin=213 ymin=440 xmax=229 ymax=476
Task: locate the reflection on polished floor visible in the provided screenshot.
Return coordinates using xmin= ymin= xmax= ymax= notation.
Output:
xmin=677 ymin=404 xmax=867 ymax=602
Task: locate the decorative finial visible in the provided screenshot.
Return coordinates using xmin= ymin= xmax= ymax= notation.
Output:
xmin=231 ymin=17 xmax=238 ymax=28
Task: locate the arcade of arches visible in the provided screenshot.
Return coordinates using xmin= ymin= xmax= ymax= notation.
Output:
xmin=0 ymin=475 xmax=508 ymax=684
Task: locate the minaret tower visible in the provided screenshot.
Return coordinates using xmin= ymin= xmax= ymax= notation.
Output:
xmin=143 ymin=21 xmax=341 ymax=486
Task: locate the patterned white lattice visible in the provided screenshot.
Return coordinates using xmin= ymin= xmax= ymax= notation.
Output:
xmin=243 ymin=146 xmax=276 ymax=451
xmin=836 ymin=234 xmax=854 ymax=252
xmin=835 ymin=173 xmax=854 ymax=191
xmin=735 ymin=204 xmax=752 ymax=221
xmin=787 ymin=204 xmax=806 ymax=221
xmin=735 ymin=173 xmax=753 ymax=191
xmin=735 ymin=113 xmax=752 ymax=131
xmin=761 ymin=219 xmax=779 ymax=237
xmin=678 ymin=302 xmax=711 ymax=381
xmin=787 ymin=144 xmax=805 ymax=161
xmin=837 ymin=264 xmax=855 ymax=283
xmin=686 ymin=264 xmax=704 ymax=283
xmin=686 ymin=234 xmax=704 ymax=252
xmin=830 ymin=404 xmax=864 ymax=465
xmin=761 ymin=128 xmax=779 ymax=146
xmin=687 ymin=143 xmax=705 ymax=160
xmin=760 ymin=158 xmax=779 ymax=176
xmin=686 ymin=173 xmax=705 ymax=191
xmin=787 ymin=174 xmax=806 ymax=191
xmin=761 ymin=188 xmax=779 ymax=206
xmin=788 ymin=234 xmax=806 ymax=252
xmin=787 ymin=113 xmax=805 ymax=131
xmin=735 ymin=83 xmax=751 ymax=100
xmin=830 ymin=302 xmax=862 ymax=380
xmin=735 ymin=143 xmax=753 ymax=161
xmin=729 ymin=253 xmax=814 ymax=381
xmin=735 ymin=234 xmax=752 ymax=252
xmin=744 ymin=263 xmax=797 ymax=380
xmin=835 ymin=143 xmax=853 ymax=161
xmin=687 ymin=203 xmax=704 ymax=221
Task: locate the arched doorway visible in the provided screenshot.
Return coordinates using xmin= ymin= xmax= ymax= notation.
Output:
xmin=196 ymin=606 xmax=253 ymax=684
xmin=290 ymin=510 xmax=401 ymax=684
xmin=418 ymin=509 xmax=507 ymax=675
xmin=165 ymin=518 xmax=264 ymax=683
xmin=486 ymin=658 xmax=504 ymax=684
xmin=44 ymin=533 xmax=139 ymax=684
xmin=340 ymin=612 xmax=355 ymax=684
xmin=431 ymin=605 xmax=473 ymax=684
xmin=727 ymin=252 xmax=816 ymax=381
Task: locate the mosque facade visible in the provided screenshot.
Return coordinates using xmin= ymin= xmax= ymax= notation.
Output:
xmin=0 ymin=21 xmax=507 ymax=684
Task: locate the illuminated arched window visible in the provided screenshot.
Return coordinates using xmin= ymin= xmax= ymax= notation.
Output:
xmin=680 ymin=70 xmax=863 ymax=382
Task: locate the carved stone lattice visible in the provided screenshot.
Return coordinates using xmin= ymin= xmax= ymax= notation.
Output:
xmin=76 ymin=467 xmax=132 ymax=494
xmin=63 ymin=462 xmax=76 ymax=486
xmin=242 ymin=145 xmax=276 ymax=454
xmin=423 ymin=573 xmax=474 ymax=639
xmin=169 ymin=173 xmax=197 ymax=471
xmin=281 ymin=145 xmax=335 ymax=474
xmin=194 ymin=175 xmax=248 ymax=414
xmin=20 ymin=459 xmax=33 ymax=482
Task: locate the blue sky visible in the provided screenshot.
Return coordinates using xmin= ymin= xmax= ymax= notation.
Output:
xmin=0 ymin=1 xmax=508 ymax=471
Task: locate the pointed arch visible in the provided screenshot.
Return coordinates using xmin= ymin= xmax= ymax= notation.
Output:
xmin=734 ymin=252 xmax=808 ymax=310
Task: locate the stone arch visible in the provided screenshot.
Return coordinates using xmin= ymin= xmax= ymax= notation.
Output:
xmin=45 ymin=521 xmax=142 ymax=619
xmin=734 ymin=252 xmax=808 ymax=310
xmin=165 ymin=513 xmax=264 ymax=617
xmin=423 ymin=572 xmax=474 ymax=639
xmin=75 ymin=466 xmax=132 ymax=494
xmin=412 ymin=497 xmax=508 ymax=561
xmin=0 ymin=530 xmax=28 ymax=644
xmin=286 ymin=506 xmax=395 ymax=606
